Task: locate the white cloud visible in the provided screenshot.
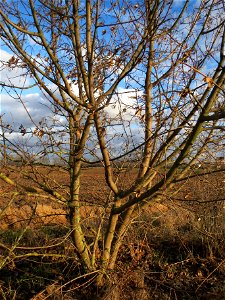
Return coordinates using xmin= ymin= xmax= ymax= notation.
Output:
xmin=0 ymin=48 xmax=145 ymax=160
xmin=0 ymin=92 xmax=52 ymax=129
xmin=0 ymin=49 xmax=30 ymax=88
xmin=104 ymin=88 xmax=143 ymax=122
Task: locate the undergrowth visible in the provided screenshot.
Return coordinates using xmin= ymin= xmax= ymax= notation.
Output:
xmin=0 ymin=171 xmax=225 ymax=299
xmin=0 ymin=210 xmax=225 ymax=300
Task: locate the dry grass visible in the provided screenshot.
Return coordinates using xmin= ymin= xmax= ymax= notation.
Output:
xmin=0 ymin=167 xmax=225 ymax=299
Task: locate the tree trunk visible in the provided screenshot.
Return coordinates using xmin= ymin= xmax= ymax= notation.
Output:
xmin=69 ymin=161 xmax=92 ymax=271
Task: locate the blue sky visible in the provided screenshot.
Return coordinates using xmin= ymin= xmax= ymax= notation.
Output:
xmin=0 ymin=0 xmax=224 ymax=161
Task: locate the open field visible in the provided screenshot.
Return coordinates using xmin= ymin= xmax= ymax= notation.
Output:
xmin=0 ymin=166 xmax=225 ymax=299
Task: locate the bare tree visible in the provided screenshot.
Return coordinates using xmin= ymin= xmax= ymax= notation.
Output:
xmin=0 ymin=0 xmax=224 ymax=289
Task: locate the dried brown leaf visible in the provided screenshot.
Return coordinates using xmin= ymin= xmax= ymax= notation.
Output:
xmin=203 ymin=76 xmax=214 ymax=88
